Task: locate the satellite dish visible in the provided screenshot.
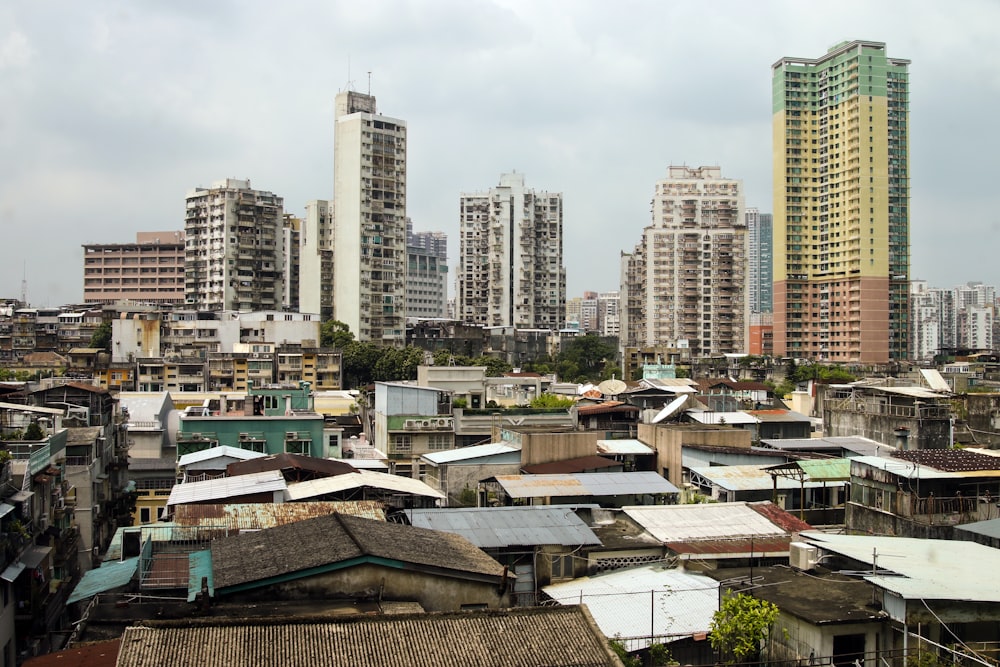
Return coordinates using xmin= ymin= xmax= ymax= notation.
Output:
xmin=597 ymin=379 xmax=627 ymax=396
xmin=651 ymin=395 xmax=688 ymax=424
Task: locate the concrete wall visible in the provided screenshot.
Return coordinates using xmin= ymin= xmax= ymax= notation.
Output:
xmin=426 ymin=461 xmax=521 ymax=506
xmin=961 ymin=393 xmax=1000 ymax=447
xmin=769 ymin=613 xmax=884 ymax=667
xmin=228 ymin=562 xmax=508 ymax=612
xmin=825 ymin=407 xmax=951 ymax=449
xmin=638 ymin=423 xmax=751 ymax=488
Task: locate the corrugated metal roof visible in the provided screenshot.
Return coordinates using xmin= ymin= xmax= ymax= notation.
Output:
xmin=780 ymin=458 xmax=852 ymax=481
xmin=407 ymin=506 xmax=600 ymax=548
xmin=851 ymin=455 xmax=1000 ymax=479
xmin=494 ymin=471 xmax=679 ymax=499
xmin=920 ymin=369 xmax=952 ymax=392
xmin=328 ymin=457 xmax=388 ymax=470
xmin=684 ymin=411 xmax=759 ymax=425
xmin=167 ymin=470 xmax=287 ymax=507
xmin=186 ymin=550 xmax=214 ymax=602
xmin=870 ymin=385 xmax=945 ymax=399
xmin=420 ymin=443 xmax=519 ymax=464
xmin=286 ymin=470 xmax=445 ymax=501
xmin=955 ymin=518 xmax=1000 ymax=540
xmin=689 ymin=464 xmax=845 ymax=492
xmin=623 ymin=502 xmax=793 ymax=543
xmin=177 ymin=446 xmax=268 ymax=467
xmin=172 ymin=501 xmax=386 ymax=529
xmin=67 ymin=557 xmax=139 ymax=604
xmin=522 ymin=456 xmax=621 ymax=475
xmin=596 ymin=439 xmax=654 ymax=455
xmin=114 ymin=606 xmax=621 ymax=667
xmin=802 ymin=531 xmax=1000 ymax=603
xmin=665 ymin=537 xmax=794 ymax=558
xmin=759 ymin=436 xmax=891 ymax=457
xmin=543 ymin=565 xmax=718 ymax=650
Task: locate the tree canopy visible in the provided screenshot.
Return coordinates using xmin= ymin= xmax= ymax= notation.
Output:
xmin=89 ymin=321 xmax=112 ymax=352
xmin=709 ymin=590 xmax=779 ymax=664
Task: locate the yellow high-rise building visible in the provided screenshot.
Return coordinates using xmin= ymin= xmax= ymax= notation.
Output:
xmin=772 ymin=41 xmax=910 ymax=364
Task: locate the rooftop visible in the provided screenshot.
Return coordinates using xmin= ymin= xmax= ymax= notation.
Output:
xmin=406 ymin=506 xmax=601 ymax=548
xmin=114 ymin=606 xmax=621 ymax=667
xmin=493 ymin=471 xmax=679 ymax=499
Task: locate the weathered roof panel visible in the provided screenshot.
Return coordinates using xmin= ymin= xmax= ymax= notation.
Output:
xmin=421 ymin=443 xmax=519 ymax=464
xmin=407 ymin=506 xmax=601 ymax=548
xmin=623 ymin=502 xmax=793 ymax=543
xmin=596 ymin=439 xmax=654 ymax=455
xmin=67 ymin=557 xmax=139 ymax=604
xmin=172 ymin=501 xmax=386 ymax=530
xmin=166 ymin=470 xmax=287 ymax=507
xmin=494 ymin=472 xmax=678 ymax=499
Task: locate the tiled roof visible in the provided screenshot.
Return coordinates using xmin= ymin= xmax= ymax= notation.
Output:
xmin=211 ymin=513 xmax=506 ymax=591
xmin=22 ymin=639 xmax=120 ymax=667
xmin=115 ymin=606 xmax=621 ymax=667
xmin=226 ymin=453 xmax=360 ymax=478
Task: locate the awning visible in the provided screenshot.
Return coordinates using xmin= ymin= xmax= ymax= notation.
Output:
xmin=0 ymin=503 xmax=15 ymax=519
xmin=10 ymin=490 xmax=33 ymax=504
xmin=21 ymin=545 xmax=51 ymax=569
xmin=0 ymin=562 xmax=25 ymax=583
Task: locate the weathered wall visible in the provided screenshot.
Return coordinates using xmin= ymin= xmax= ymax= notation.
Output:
xmin=638 ymin=424 xmax=750 ymax=488
xmin=961 ymin=393 xmax=1000 ymax=448
xmin=518 ymin=431 xmax=601 ymax=466
xmin=227 ymin=562 xmax=508 ymax=612
xmin=825 ymin=409 xmax=951 ymax=449
xmin=769 ymin=614 xmax=885 ymax=667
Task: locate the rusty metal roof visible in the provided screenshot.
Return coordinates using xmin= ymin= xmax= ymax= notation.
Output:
xmin=172 ymin=501 xmax=386 ymax=529
xmin=522 ymin=456 xmax=621 ymax=475
xmin=623 ymin=502 xmax=797 ymax=543
xmin=892 ymin=448 xmax=1000 ymax=473
xmin=666 ymin=536 xmax=794 ymax=558
xmin=494 ymin=472 xmax=679 ymax=499
xmin=226 ymin=453 xmax=360 ymax=479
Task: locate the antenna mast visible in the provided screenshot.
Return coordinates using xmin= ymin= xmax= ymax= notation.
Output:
xmin=20 ymin=262 xmax=26 ymax=304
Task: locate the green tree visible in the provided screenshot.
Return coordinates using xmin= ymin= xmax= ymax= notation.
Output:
xmin=321 ymin=319 xmax=355 ymax=349
xmin=560 ymin=334 xmax=617 ymax=382
xmin=709 ymin=591 xmax=779 ymax=665
xmin=23 ymin=421 xmax=44 ymax=441
xmin=471 ymin=355 xmax=513 ymax=377
xmin=90 ymin=321 xmax=112 ymax=351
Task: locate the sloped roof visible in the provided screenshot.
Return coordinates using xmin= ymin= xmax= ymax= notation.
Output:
xmin=684 ymin=411 xmax=759 ymax=425
xmin=623 ymin=502 xmax=799 ymax=544
xmin=21 ymin=639 xmax=120 ymax=667
xmin=166 ymin=470 xmax=287 ymax=507
xmin=759 ymin=436 xmax=889 ymax=457
xmin=576 ymin=401 xmax=639 ymax=416
xmin=891 ymin=448 xmax=1000 ymax=473
xmin=406 ymin=506 xmax=601 ymax=548
xmin=67 ymin=558 xmax=139 ymax=604
xmin=172 ymin=501 xmax=386 ymax=530
xmin=544 ymin=565 xmax=717 ymax=650
xmin=596 ymin=439 xmax=654 ymax=455
xmin=177 ymin=445 xmax=268 ymax=468
xmin=210 ymin=513 xmax=506 ymax=591
xmin=286 ymin=470 xmax=445 ymax=501
xmin=226 ymin=453 xmax=359 ymax=478
xmin=690 ymin=464 xmax=845 ymax=492
xmin=114 ymin=606 xmax=621 ymax=667
xmin=493 ymin=472 xmax=679 ymax=499
xmin=747 ymin=409 xmax=812 ymax=423
xmin=420 ymin=443 xmax=519 ymax=465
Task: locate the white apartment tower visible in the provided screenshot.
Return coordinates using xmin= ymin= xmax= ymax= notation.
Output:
xmin=299 ymin=199 xmax=334 ymax=320
xmin=333 ymin=90 xmax=407 ymax=344
xmin=621 ymin=166 xmax=747 ymax=357
xmin=184 ymin=179 xmax=284 ymax=312
xmin=458 ymin=173 xmax=566 ymax=329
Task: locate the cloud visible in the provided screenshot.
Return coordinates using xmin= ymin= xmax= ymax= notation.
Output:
xmin=0 ymin=29 xmax=32 ymax=70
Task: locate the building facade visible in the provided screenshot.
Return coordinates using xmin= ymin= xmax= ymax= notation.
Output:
xmin=406 ymin=219 xmax=449 ymax=319
xmin=299 ymin=200 xmax=335 ymax=320
xmin=83 ymin=231 xmax=186 ymax=305
xmin=746 ymin=208 xmax=773 ymax=314
xmin=621 ymin=166 xmax=747 ymax=357
xmin=772 ymin=40 xmax=910 ymax=363
xmin=458 ymin=173 xmax=566 ymax=329
xmin=333 ymin=90 xmax=407 ymax=345
xmin=184 ymin=179 xmax=284 ymax=312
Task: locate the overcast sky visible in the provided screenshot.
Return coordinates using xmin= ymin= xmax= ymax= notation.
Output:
xmin=2 ymin=0 xmax=998 ymax=307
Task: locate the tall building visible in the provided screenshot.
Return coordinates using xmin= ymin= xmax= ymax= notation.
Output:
xmin=184 ymin=179 xmax=284 ymax=312
xmin=82 ymin=231 xmax=186 ymax=305
xmin=333 ymin=90 xmax=407 ymax=345
xmin=406 ymin=219 xmax=449 ymax=319
xmin=458 ymin=173 xmax=566 ymax=329
xmin=282 ymin=213 xmax=301 ymax=312
xmin=911 ymin=280 xmax=996 ymax=360
xmin=299 ymin=200 xmax=334 ymax=320
xmin=772 ymin=40 xmax=910 ymax=363
xmin=597 ymin=291 xmax=621 ymax=337
xmin=621 ymin=166 xmax=747 ymax=357
xmin=746 ymin=208 xmax=773 ymax=314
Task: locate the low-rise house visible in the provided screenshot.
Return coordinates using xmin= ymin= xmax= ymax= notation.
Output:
xmin=420 ymin=443 xmax=521 ymax=506
xmin=746 ymin=409 xmax=813 ymax=441
xmin=370 ymin=382 xmax=454 ymax=478
xmin=543 ymin=564 xmax=719 ymax=659
xmin=209 ymin=513 xmax=511 ymax=611
xmin=688 ymin=462 xmax=847 ymax=514
xmin=118 ymin=392 xmax=175 ymax=525
xmin=177 ymin=445 xmax=266 ymax=482
xmin=847 ymin=449 xmax=1000 ymax=537
xmin=595 ymin=439 xmax=656 ymax=472
xmin=113 ymin=606 xmax=622 ymax=667
xmin=406 ymin=505 xmax=601 ymax=605
xmin=576 ymin=402 xmax=640 ymax=439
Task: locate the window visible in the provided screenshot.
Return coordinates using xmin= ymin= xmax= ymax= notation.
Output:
xmin=551 ymin=554 xmax=574 ymax=580
xmin=140 ymin=507 xmax=151 ymax=524
xmin=427 ymin=434 xmax=451 ymax=451
xmin=391 ymin=435 xmax=412 ymax=453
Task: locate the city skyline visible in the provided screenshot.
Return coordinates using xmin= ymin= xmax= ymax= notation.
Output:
xmin=2 ymin=2 xmax=998 ymax=306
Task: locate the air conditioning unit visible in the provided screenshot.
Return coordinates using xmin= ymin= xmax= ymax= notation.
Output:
xmin=789 ymin=542 xmax=819 ymax=571
xmin=285 ymin=432 xmax=297 ymax=440
xmin=421 ymin=420 xmax=431 ymax=428
xmin=404 ymin=419 xmax=417 ymax=429
xmin=191 ymin=433 xmax=202 ymax=439
xmin=239 ymin=433 xmax=249 ymax=438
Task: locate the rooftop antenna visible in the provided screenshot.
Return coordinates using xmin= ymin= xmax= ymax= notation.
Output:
xmin=367 ymin=71 xmax=372 ymax=96
xmin=20 ymin=261 xmax=26 ymax=305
